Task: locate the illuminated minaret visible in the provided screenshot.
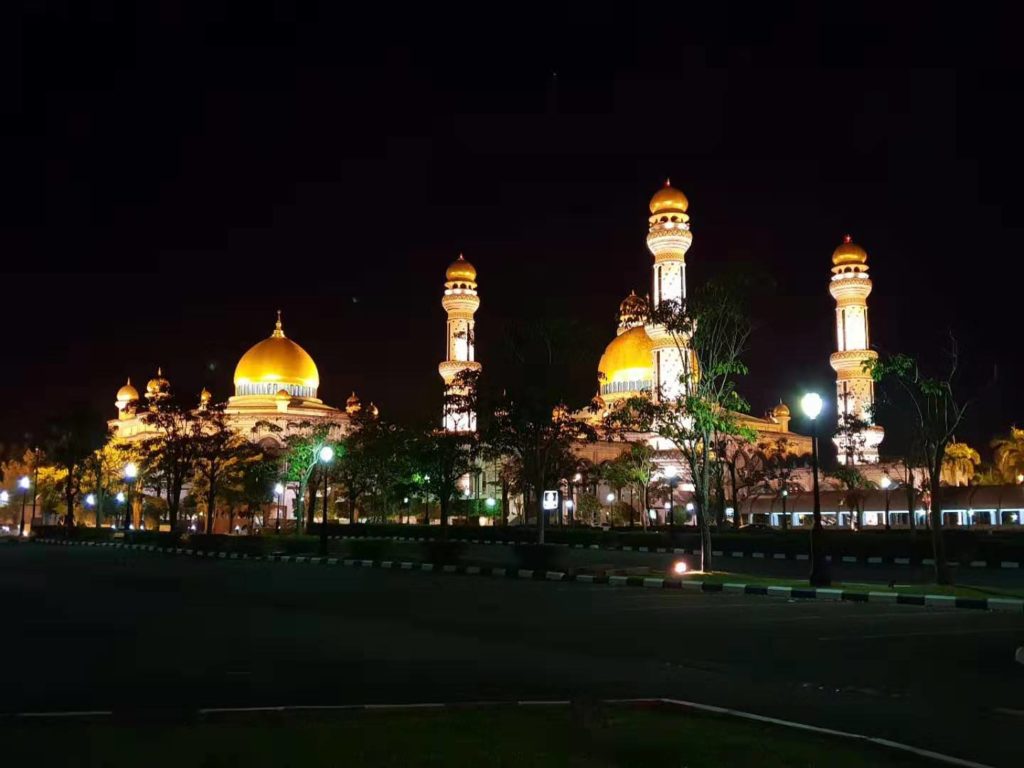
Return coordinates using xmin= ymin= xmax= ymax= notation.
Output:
xmin=439 ymin=254 xmax=481 ymax=432
xmin=829 ymin=235 xmax=884 ymax=464
xmin=644 ymin=179 xmax=693 ymax=401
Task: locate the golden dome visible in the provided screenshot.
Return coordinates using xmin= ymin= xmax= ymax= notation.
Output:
xmin=832 ymin=235 xmax=868 ymax=266
xmin=598 ymin=326 xmax=654 ymax=395
xmin=146 ymin=367 xmax=169 ymax=395
xmin=446 ymin=253 xmax=477 ymax=283
xmin=649 ymin=178 xmax=689 ymax=214
xmin=116 ymin=378 xmax=139 ymax=402
xmin=200 ymin=387 xmax=212 ymax=402
xmin=346 ymin=391 xmax=362 ymax=414
xmin=618 ymin=290 xmax=646 ymax=326
xmin=772 ymin=401 xmax=791 ymax=418
xmin=275 ymin=388 xmax=290 ymax=399
xmin=233 ymin=313 xmax=320 ymax=394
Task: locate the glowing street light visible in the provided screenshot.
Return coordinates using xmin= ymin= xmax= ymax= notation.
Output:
xmin=485 ymin=497 xmax=496 ymax=509
xmin=665 ymin=467 xmax=679 ymax=528
xmin=116 ymin=492 xmax=126 ymax=503
xmin=0 ymin=490 xmax=8 ymax=506
xmin=85 ymin=493 xmax=96 ymax=507
xmin=18 ymin=475 xmax=30 ymax=537
xmin=880 ymin=476 xmax=893 ymax=531
xmin=801 ymin=392 xmax=829 ymax=586
xmin=274 ymin=482 xmax=285 ymax=534
xmin=318 ymin=445 xmax=334 ymax=555
xmin=672 ymin=560 xmax=688 ymax=576
xmin=123 ymin=462 xmax=138 ymax=533
xmin=606 ymin=492 xmax=615 ymax=503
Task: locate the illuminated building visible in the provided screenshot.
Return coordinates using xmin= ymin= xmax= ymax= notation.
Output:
xmin=591 ymin=181 xmax=811 ymax=457
xmin=438 ymin=254 xmax=481 ymax=432
xmin=828 ymin=236 xmax=884 ymax=464
xmin=110 ymin=311 xmax=351 ymax=448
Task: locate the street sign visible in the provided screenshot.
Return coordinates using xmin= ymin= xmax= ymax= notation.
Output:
xmin=542 ymin=490 xmax=560 ymax=511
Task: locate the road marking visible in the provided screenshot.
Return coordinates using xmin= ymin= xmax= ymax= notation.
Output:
xmin=992 ymin=707 xmax=1024 ymax=718
xmin=818 ymin=627 xmax=1022 ymax=641
xmin=16 ymin=710 xmax=113 ymax=718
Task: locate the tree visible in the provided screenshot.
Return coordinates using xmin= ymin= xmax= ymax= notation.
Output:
xmin=82 ymin=440 xmax=141 ymax=528
xmin=410 ymin=429 xmax=478 ymax=534
xmin=753 ymin=438 xmax=803 ymax=529
xmin=45 ymin=405 xmax=109 ymax=529
xmin=193 ymin=405 xmax=259 ymax=534
xmin=868 ymin=341 xmax=972 ymax=585
xmin=482 ymin=321 xmax=598 ymax=544
xmin=991 ymin=427 xmax=1024 ymax=483
xmin=606 ymin=279 xmax=755 ymax=571
xmin=141 ymin=395 xmax=203 ymax=529
xmin=941 ymin=442 xmax=980 ymax=487
xmin=827 ymin=466 xmax=875 ymax=529
xmin=616 ymin=443 xmax=658 ymax=529
xmin=599 ymin=457 xmax=633 ymax=525
xmin=280 ymin=422 xmax=333 ymax=534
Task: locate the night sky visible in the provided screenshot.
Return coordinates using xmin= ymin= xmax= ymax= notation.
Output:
xmin=3 ymin=3 xmax=1023 ymax=459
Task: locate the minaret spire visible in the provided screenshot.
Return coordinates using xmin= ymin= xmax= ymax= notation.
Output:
xmin=439 ymin=253 xmax=482 ymax=432
xmin=644 ymin=179 xmax=693 ymax=402
xmin=272 ymin=309 xmax=285 ymax=338
xmin=828 ymin=235 xmax=884 ymax=464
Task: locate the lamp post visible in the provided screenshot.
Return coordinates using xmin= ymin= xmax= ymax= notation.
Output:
xmin=781 ymin=488 xmax=789 ymax=530
xmin=274 ymin=482 xmax=285 ymax=534
xmin=801 ymin=392 xmax=829 ymax=586
xmin=318 ymin=445 xmax=334 ymax=556
xmin=123 ymin=462 xmax=138 ymax=533
xmin=665 ymin=468 xmax=678 ymax=528
xmin=685 ymin=501 xmax=695 ymax=526
xmin=18 ymin=476 xmax=30 ymax=537
xmin=880 ymin=476 xmax=892 ymax=531
xmin=115 ymin=491 xmax=125 ymax=529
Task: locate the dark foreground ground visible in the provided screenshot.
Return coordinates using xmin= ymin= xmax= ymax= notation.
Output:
xmin=1 ymin=544 xmax=1021 ymax=766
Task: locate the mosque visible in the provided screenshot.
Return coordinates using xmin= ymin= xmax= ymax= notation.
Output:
xmin=104 ymin=179 xmax=892 ymax=528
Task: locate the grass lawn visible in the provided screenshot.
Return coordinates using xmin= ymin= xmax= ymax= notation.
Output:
xmin=678 ymin=570 xmax=1024 ymax=600
xmin=3 ymin=706 xmax=935 ymax=768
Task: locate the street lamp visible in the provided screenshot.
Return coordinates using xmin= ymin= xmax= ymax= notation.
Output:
xmin=18 ymin=475 xmax=30 ymax=537
xmin=801 ymin=392 xmax=829 ymax=586
xmin=880 ymin=476 xmax=892 ymax=531
xmin=123 ymin=462 xmax=138 ymax=533
xmin=665 ymin=467 xmax=679 ymax=528
xmin=685 ymin=501 xmax=694 ymax=525
xmin=318 ymin=445 xmax=334 ymax=556
xmin=274 ymin=482 xmax=285 ymax=534
xmin=781 ymin=488 xmax=789 ymax=530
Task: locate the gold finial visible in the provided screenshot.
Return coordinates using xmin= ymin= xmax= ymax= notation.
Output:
xmin=126 ymin=377 xmax=131 ymax=386
xmin=843 ymin=234 xmax=852 ymax=244
xmin=157 ymin=366 xmax=162 ymax=376
xmin=665 ymin=177 xmax=672 ymax=187
xmin=457 ymin=253 xmax=465 ymax=261
xmin=272 ymin=310 xmax=285 ymax=338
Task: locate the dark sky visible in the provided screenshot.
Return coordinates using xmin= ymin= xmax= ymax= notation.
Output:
xmin=2 ymin=2 xmax=1023 ymax=458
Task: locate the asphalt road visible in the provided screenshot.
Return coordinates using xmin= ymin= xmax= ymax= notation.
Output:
xmin=2 ymin=544 xmax=1022 ymax=766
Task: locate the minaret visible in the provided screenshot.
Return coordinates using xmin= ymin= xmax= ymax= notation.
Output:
xmin=644 ymin=179 xmax=693 ymax=401
xmin=829 ymin=235 xmax=884 ymax=464
xmin=438 ymin=254 xmax=482 ymax=432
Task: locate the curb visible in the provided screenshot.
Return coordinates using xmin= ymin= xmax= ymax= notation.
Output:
xmin=324 ymin=534 xmax=1024 ymax=570
xmin=34 ymin=538 xmax=1024 ymax=615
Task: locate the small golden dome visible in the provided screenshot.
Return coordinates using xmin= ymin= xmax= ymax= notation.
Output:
xmin=346 ymin=391 xmax=362 ymax=415
xmin=598 ymin=326 xmax=654 ymax=392
xmin=233 ymin=313 xmax=320 ymax=394
xmin=368 ymin=402 xmax=379 ymax=419
xmin=552 ymin=403 xmax=569 ymax=423
xmin=116 ymin=378 xmax=139 ymax=402
xmin=832 ymin=234 xmax=868 ymax=266
xmin=146 ymin=367 xmax=169 ymax=395
xmin=275 ymin=388 xmax=290 ymax=400
xmin=199 ymin=387 xmax=212 ymax=403
xmin=649 ymin=178 xmax=689 ymax=214
xmin=446 ymin=253 xmax=477 ymax=283
xmin=618 ymin=290 xmax=646 ymax=325
xmin=772 ymin=401 xmax=791 ymax=418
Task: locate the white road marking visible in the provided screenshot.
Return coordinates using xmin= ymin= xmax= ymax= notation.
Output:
xmin=818 ymin=627 xmax=1022 ymax=641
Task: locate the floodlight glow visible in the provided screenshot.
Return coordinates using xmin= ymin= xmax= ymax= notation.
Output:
xmin=319 ymin=445 xmax=334 ymax=463
xmin=672 ymin=561 xmax=688 ymax=575
xmin=800 ymin=392 xmax=823 ymax=420
xmin=880 ymin=476 xmax=892 ymax=490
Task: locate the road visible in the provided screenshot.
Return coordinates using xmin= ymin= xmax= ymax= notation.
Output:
xmin=2 ymin=543 xmax=1022 ymax=766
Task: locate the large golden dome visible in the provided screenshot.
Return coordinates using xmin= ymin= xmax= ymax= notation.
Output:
xmin=446 ymin=253 xmax=477 ymax=283
xmin=598 ymin=326 xmax=654 ymax=399
xmin=234 ymin=313 xmax=320 ymax=397
xmin=649 ymin=179 xmax=689 ymax=214
xmin=832 ymin=235 xmax=868 ymax=266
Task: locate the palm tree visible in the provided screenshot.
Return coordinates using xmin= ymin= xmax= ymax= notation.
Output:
xmin=941 ymin=442 xmax=980 ymax=486
xmin=991 ymin=427 xmax=1024 ymax=483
